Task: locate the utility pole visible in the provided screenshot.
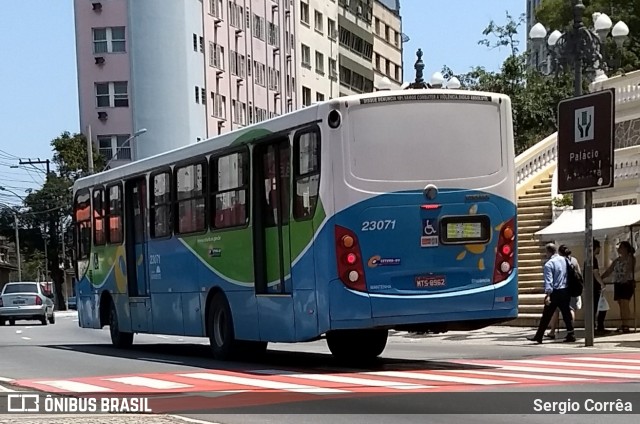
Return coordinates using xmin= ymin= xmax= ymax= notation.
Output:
xmin=87 ymin=124 xmax=94 ymax=175
xmin=13 ymin=212 xmax=21 ymax=281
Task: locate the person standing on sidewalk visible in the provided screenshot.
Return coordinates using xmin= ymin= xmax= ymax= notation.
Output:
xmin=528 ymin=243 xmax=576 ymax=343
xmin=590 ymin=239 xmax=609 ymax=335
xmin=602 ymin=240 xmax=636 ymax=333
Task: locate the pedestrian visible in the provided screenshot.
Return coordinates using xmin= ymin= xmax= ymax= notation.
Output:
xmin=528 ymin=243 xmax=576 ymax=343
xmin=590 ymin=239 xmax=609 ymax=335
xmin=544 ymin=245 xmax=581 ymax=339
xmin=601 ymin=240 xmax=636 ymax=333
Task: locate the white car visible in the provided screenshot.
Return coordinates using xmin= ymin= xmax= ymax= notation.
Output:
xmin=0 ymin=282 xmax=55 ymax=326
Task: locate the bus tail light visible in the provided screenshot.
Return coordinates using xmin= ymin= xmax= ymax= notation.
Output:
xmin=493 ymin=218 xmax=515 ymax=284
xmin=335 ymin=225 xmax=366 ymax=291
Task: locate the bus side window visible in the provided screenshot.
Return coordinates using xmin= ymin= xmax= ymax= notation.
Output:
xmin=175 ymin=161 xmax=207 ymax=234
xmin=106 ymin=184 xmax=123 ymax=244
xmin=211 ymin=150 xmax=249 ymax=229
xmin=151 ymin=171 xmax=172 ymax=238
xmin=293 ymin=128 xmax=320 ymax=220
xmin=74 ymin=190 xmax=91 ymax=260
xmin=93 ymin=188 xmax=105 ymax=246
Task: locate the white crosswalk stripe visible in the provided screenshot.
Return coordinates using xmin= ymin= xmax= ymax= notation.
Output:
xmin=253 ymin=369 xmax=434 ymax=389
xmin=437 ymin=369 xmax=592 ymax=382
xmin=366 ymin=370 xmax=514 ymax=385
xmin=514 ymin=359 xmax=640 ymax=371
xmin=571 ymin=357 xmax=640 ymax=364
xmin=460 ymin=362 xmax=640 ymax=380
xmin=178 ymin=372 xmax=348 ymax=394
xmin=105 ymin=376 xmax=192 ymax=390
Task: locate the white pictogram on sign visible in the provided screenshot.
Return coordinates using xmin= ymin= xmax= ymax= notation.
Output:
xmin=574 ymin=106 xmax=594 ymax=143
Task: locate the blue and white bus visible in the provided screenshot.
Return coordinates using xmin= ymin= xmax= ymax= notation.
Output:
xmin=72 ymin=89 xmax=518 ymax=360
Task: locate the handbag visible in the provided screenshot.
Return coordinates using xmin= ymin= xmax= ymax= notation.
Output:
xmin=597 ymin=292 xmax=610 ymax=312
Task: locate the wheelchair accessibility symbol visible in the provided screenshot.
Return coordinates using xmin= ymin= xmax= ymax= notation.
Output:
xmin=421 ymin=219 xmax=438 ymax=247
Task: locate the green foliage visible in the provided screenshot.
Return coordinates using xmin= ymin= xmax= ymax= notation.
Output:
xmin=535 ymin=0 xmax=640 ymax=73
xmin=443 ymin=12 xmax=575 ymax=155
xmin=52 ymin=131 xmax=105 ymax=180
xmin=553 ymin=194 xmax=574 ymax=207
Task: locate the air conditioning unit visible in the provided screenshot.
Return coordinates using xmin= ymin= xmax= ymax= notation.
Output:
xmin=235 ymin=28 xmax=243 ymax=36
xmin=95 ymin=56 xmax=105 ymax=65
xmin=357 ymin=5 xmax=363 ymax=15
xmin=97 ymin=111 xmax=108 ymax=121
xmin=216 ymin=69 xmax=224 ymax=76
xmin=92 ymin=2 xmax=102 ymax=11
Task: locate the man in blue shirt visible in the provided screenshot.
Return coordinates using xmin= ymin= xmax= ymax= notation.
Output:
xmin=528 ymin=243 xmax=576 ymax=343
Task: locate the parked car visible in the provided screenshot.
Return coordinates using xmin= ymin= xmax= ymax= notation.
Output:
xmin=0 ymin=282 xmax=55 ymax=326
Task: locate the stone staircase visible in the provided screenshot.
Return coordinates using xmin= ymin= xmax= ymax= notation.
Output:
xmin=512 ymin=173 xmax=554 ymax=326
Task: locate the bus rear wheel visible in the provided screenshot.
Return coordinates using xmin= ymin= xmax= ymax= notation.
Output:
xmin=109 ymin=302 xmax=134 ymax=348
xmin=326 ymin=329 xmax=388 ymax=361
xmin=208 ymin=294 xmax=237 ymax=360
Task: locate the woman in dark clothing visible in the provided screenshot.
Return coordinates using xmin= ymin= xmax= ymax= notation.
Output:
xmin=602 ymin=241 xmax=636 ymax=333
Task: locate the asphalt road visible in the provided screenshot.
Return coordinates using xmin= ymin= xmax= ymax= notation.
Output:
xmin=0 ymin=312 xmax=639 ymax=423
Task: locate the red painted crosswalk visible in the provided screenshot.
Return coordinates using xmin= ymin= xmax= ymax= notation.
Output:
xmin=11 ymin=352 xmax=640 ymax=411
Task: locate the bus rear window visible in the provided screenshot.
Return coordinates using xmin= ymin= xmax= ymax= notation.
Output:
xmin=347 ymin=102 xmax=503 ymax=182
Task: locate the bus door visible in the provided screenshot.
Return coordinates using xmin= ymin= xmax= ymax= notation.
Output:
xmin=124 ymin=177 xmax=151 ymax=332
xmin=253 ymin=138 xmax=295 ymax=341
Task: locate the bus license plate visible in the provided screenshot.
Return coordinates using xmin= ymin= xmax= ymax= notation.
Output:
xmin=415 ymin=275 xmax=446 ymax=288
xmin=13 ymin=300 xmax=25 ymax=305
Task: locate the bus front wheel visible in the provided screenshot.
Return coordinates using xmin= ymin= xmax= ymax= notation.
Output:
xmin=326 ymin=329 xmax=388 ymax=361
xmin=109 ymin=302 xmax=134 ymax=348
xmin=208 ymin=294 xmax=237 ymax=360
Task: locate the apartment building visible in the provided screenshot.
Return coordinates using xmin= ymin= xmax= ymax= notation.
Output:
xmin=74 ymin=0 xmax=402 ymax=165
xmin=372 ymin=0 xmax=402 ymax=90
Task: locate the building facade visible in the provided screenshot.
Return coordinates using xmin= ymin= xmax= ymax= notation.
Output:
xmin=74 ymin=0 xmax=403 ymax=165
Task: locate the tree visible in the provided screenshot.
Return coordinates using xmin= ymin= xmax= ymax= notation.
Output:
xmin=9 ymin=132 xmax=105 ymax=310
xmin=535 ymin=0 xmax=640 ymax=73
xmin=443 ymin=12 xmax=575 ymax=155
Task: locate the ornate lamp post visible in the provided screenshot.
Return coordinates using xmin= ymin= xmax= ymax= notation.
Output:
xmin=405 ymin=49 xmax=461 ymax=90
xmin=529 ymin=0 xmax=629 ymax=209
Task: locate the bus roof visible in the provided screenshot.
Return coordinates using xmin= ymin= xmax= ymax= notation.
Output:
xmin=73 ymin=88 xmax=510 ymax=192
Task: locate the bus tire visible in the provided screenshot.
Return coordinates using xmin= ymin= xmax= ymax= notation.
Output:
xmin=208 ymin=293 xmax=237 ymax=360
xmin=109 ymin=302 xmax=133 ymax=348
xmin=326 ymin=329 xmax=388 ymax=361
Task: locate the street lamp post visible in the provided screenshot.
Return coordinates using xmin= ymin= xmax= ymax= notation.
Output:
xmin=529 ymin=0 xmax=629 ymax=210
xmin=103 ymin=128 xmax=148 ymax=171
xmin=405 ymin=49 xmax=462 ymax=90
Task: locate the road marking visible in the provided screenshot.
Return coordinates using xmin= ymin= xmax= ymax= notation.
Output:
xmin=105 ymin=376 xmax=192 ymax=390
xmin=137 ymin=357 xmax=183 ymax=364
xmin=366 ymin=370 xmax=514 ymax=385
xmin=571 ymin=357 xmax=640 ymax=365
xmin=515 ymin=359 xmax=640 ymax=371
xmin=34 ymin=381 xmax=114 ymax=392
xmin=0 ymin=385 xmax=15 ymax=392
xmin=15 ymin=330 xmax=22 ymax=334
xmin=254 ymin=369 xmax=433 ymax=390
xmin=178 ymin=372 xmax=348 ymax=394
xmin=21 ymin=337 xmax=31 ymax=341
xmin=461 ymin=362 xmax=640 ymax=380
xmin=448 ymin=369 xmax=591 ymax=382
xmin=156 ymin=335 xmax=170 ymax=339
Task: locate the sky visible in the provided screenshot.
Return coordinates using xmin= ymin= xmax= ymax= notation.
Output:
xmin=0 ymin=0 xmax=525 ymax=206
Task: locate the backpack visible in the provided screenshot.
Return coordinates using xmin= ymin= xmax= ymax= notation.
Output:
xmin=565 ymin=257 xmax=584 ymax=297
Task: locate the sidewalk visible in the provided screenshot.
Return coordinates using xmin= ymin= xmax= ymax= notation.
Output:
xmin=0 ymin=414 xmax=216 ymax=424
xmin=393 ymin=325 xmax=640 ymax=349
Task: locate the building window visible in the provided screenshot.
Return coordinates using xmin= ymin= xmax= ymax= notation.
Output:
xmin=211 ymin=92 xmax=226 ymax=119
xmin=96 ymin=82 xmax=128 ymax=108
xmin=394 ymin=30 xmax=400 ymax=47
xmin=268 ymin=21 xmax=280 ymax=46
xmin=315 ymin=51 xmax=324 ymax=75
xmin=98 ymin=135 xmax=132 ymax=161
xmin=201 ymin=88 xmax=206 ymax=104
xmin=375 ymin=53 xmax=380 ymax=70
xmin=229 ymin=2 xmax=244 ymax=29
xmin=175 ymin=161 xmax=207 ymax=234
xmin=386 ymin=59 xmax=390 ymax=77
xmin=151 ymin=171 xmax=172 ymax=238
xmin=301 ymin=45 xmax=311 ymax=68
xmin=193 ymin=34 xmax=198 ymax=51
xmin=253 ymin=14 xmax=265 ymax=40
xmin=329 ymin=58 xmax=337 ymax=80
xmin=106 ymin=184 xmax=123 ymax=244
xmin=300 ymin=2 xmax=309 ymax=25
xmin=195 ymin=86 xmax=200 ymax=104
xmin=232 ymin=100 xmax=246 ymax=125
xmin=93 ymin=27 xmax=125 ymax=54
xmin=211 ymin=150 xmax=249 ymax=229
xmin=374 ymin=18 xmax=380 ymax=35
xmin=395 ymin=65 xmax=401 ymax=82
xmin=302 ymin=86 xmax=311 ymax=106
xmin=254 ymin=60 xmax=266 ymax=86
xmin=209 ymin=42 xmax=225 ymax=70
xmin=230 ymin=51 xmax=246 ymax=78
xmin=268 ymin=67 xmax=280 ymax=91
xmin=209 ymin=0 xmax=222 ymax=19
xmin=316 ymin=92 xmax=324 ymax=102
xmin=314 ymin=10 xmax=323 ymax=33
xmin=327 ymin=18 xmax=336 ymax=40
xmin=339 ymin=26 xmax=373 ymax=60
